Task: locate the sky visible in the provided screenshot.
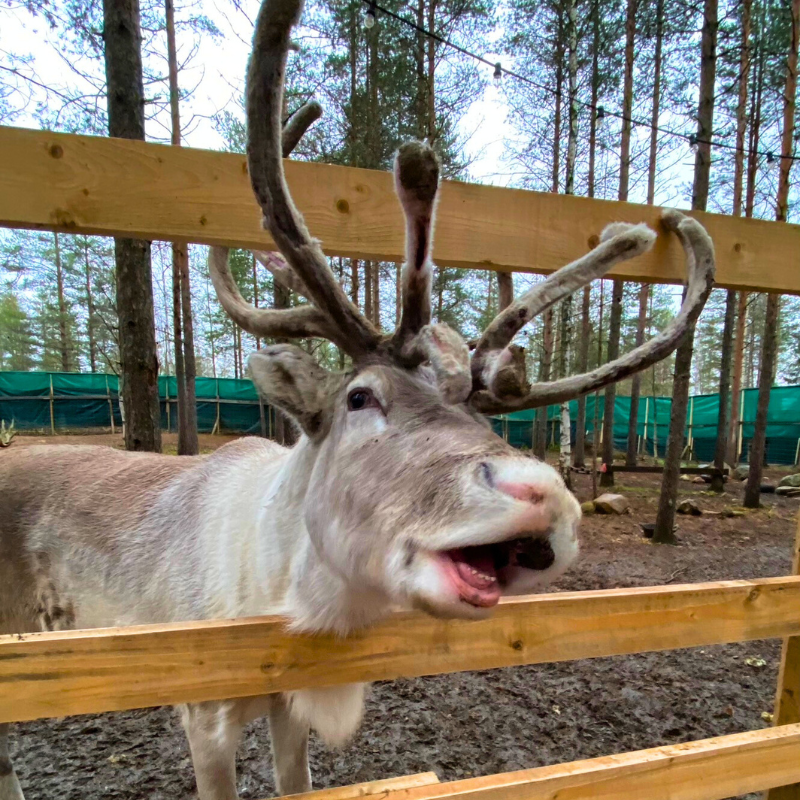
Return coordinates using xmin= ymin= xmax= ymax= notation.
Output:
xmin=1 ymin=0 xmax=512 ymax=183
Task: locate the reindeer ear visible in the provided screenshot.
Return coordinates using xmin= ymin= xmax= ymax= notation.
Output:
xmin=248 ymin=345 xmax=334 ymax=439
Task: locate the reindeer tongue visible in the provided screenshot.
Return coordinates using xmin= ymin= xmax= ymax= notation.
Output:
xmin=443 ymin=546 xmax=501 ymax=607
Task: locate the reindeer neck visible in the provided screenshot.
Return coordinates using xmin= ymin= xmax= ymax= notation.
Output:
xmin=240 ymin=437 xmax=391 ymax=634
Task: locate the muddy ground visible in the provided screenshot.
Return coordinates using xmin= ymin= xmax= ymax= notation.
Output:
xmin=7 ymin=435 xmax=800 ymax=799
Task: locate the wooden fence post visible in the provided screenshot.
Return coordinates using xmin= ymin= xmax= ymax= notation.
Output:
xmin=106 ymin=375 xmax=115 ymax=434
xmin=766 ymin=515 xmax=800 ymax=800
xmin=49 ymin=374 xmax=55 ymax=435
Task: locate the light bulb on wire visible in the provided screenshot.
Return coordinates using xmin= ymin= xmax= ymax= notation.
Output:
xmin=493 ymin=62 xmax=502 ymax=81
xmin=767 ymin=151 xmax=775 ymax=164
xmin=595 ymin=105 xmax=605 ymax=125
xmin=689 ymin=133 xmax=698 ymax=153
xmin=364 ymin=1 xmax=377 ymax=29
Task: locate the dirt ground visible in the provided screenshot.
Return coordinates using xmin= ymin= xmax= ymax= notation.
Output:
xmin=7 ymin=434 xmax=800 ymax=799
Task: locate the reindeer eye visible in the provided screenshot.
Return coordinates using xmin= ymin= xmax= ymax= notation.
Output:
xmin=347 ymin=388 xmax=379 ymax=411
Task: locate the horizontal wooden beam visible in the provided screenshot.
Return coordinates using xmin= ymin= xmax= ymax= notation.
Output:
xmin=276 ymin=773 xmax=440 ymax=800
xmin=374 ymin=725 xmax=800 ymax=800
xmin=0 ymin=125 xmax=798 ymax=293
xmin=3 ymin=576 xmax=800 ymax=723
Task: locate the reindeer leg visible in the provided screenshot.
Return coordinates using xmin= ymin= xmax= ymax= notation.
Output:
xmin=179 ymin=701 xmax=244 ymax=800
xmin=0 ymin=724 xmax=24 ymax=800
xmin=267 ymin=694 xmax=311 ymax=796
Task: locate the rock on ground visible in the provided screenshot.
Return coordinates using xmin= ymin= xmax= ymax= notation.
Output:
xmin=778 ymin=473 xmax=800 ymax=488
xmin=593 ymin=494 xmax=630 ymax=515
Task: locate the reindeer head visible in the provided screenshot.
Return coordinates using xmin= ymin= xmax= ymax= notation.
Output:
xmin=208 ymin=0 xmax=715 ymax=620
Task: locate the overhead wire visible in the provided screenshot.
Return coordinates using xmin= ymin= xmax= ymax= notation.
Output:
xmin=359 ymin=0 xmax=798 ymax=162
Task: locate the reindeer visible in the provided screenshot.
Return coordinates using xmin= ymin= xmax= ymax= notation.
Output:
xmin=0 ymin=0 xmax=715 ymax=797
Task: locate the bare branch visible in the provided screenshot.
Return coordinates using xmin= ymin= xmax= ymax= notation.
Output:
xmin=470 ymin=211 xmax=715 ymax=414
xmin=471 ymin=223 xmax=658 ymax=393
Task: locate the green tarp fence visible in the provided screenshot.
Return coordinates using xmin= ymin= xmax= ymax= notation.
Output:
xmin=3 ymin=371 xmax=800 ymax=465
xmin=491 ymin=386 xmax=800 ymax=466
xmin=0 ymin=371 xmax=268 ymax=436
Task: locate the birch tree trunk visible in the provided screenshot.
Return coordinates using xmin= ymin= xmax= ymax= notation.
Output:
xmin=53 ymin=232 xmax=70 ymax=372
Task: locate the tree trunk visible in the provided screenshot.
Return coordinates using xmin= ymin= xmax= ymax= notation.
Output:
xmin=743 ymin=295 xmax=780 ymax=507
xmin=587 ymin=0 xmax=600 ymax=199
xmin=711 ymin=290 xmax=735 ymax=490
xmin=574 ymin=285 xmax=591 ymax=467
xmin=497 ymin=272 xmax=513 ymax=311
xmin=427 ymin=0 xmax=437 ymax=143
xmin=655 ymin=0 xmax=717 ymax=538
xmin=727 ymin=291 xmax=748 ymax=464
xmin=395 ymin=262 xmax=401 ymax=326
xmin=691 ymin=0 xmax=718 ymax=211
xmin=364 ymin=260 xmax=373 ymax=323
xmin=103 ymin=0 xmax=161 ymax=452
xmin=600 ymin=279 xmax=623 ymax=485
xmin=551 ymin=19 xmax=564 ymax=193
xmin=53 ymin=232 xmax=70 ymax=372
xmin=626 ymin=283 xmax=649 ymax=466
xmin=253 ymin=254 xmax=261 ymax=350
xmin=179 ymin=247 xmax=198 ymax=454
xmin=591 ymin=280 xmax=604 ymax=497
xmin=534 ymin=309 xmax=554 ymax=459
xmin=558 ymin=294 xmax=573 ymax=488
xmin=646 ymin=0 xmax=664 ymax=205
xmin=564 ymin=0 xmax=578 ymax=195
xmin=166 ymin=0 xmax=198 ymax=455
xmin=744 ymin=0 xmax=798 ymax=503
xmin=726 ymin=0 xmax=751 ymax=466
xmin=83 ymin=242 xmax=97 ymax=372
xmin=652 ymin=310 xmax=695 ymax=544
xmin=171 ymin=244 xmax=187 ymax=438
xmin=618 ymin=0 xmax=637 ymax=201
xmin=372 ymin=262 xmax=381 ymax=327
xmin=273 ymin=275 xmax=296 ymax=446
xmin=351 ymin=259 xmax=360 ymax=308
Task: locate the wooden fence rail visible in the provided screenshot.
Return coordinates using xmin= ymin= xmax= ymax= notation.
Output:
xmin=1 ymin=125 xmax=800 ymax=293
xmin=3 ymin=575 xmax=800 ymax=724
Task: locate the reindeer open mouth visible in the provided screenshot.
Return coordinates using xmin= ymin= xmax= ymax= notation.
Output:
xmin=438 ymin=536 xmax=555 ymax=608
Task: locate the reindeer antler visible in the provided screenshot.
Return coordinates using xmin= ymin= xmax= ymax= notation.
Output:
xmin=244 ymin=0 xmax=379 ymax=359
xmin=209 ymin=0 xmax=715 ymax=416
xmin=469 ymin=210 xmax=715 ymax=414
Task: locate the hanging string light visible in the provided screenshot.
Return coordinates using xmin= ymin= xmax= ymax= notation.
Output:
xmin=364 ymin=0 xmax=377 ymax=29
xmin=767 ymin=151 xmax=776 ymax=164
xmin=358 ymin=0 xmax=799 ymax=163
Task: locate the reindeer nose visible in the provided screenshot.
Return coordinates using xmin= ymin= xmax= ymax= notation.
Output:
xmin=479 ymin=462 xmax=545 ymax=504
xmin=497 ymin=481 xmax=545 ymax=504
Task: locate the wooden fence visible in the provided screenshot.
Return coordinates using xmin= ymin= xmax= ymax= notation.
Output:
xmin=3 ymin=125 xmax=800 ymax=799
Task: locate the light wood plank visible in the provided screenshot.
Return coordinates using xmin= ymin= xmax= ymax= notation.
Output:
xmin=766 ymin=516 xmax=800 ymax=800
xmin=3 ymin=577 xmax=800 ymax=723
xmin=371 ymin=725 xmax=800 ymax=800
xmin=1 ymin=125 xmax=799 ymax=292
xmin=272 ymin=773 xmax=440 ymax=800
